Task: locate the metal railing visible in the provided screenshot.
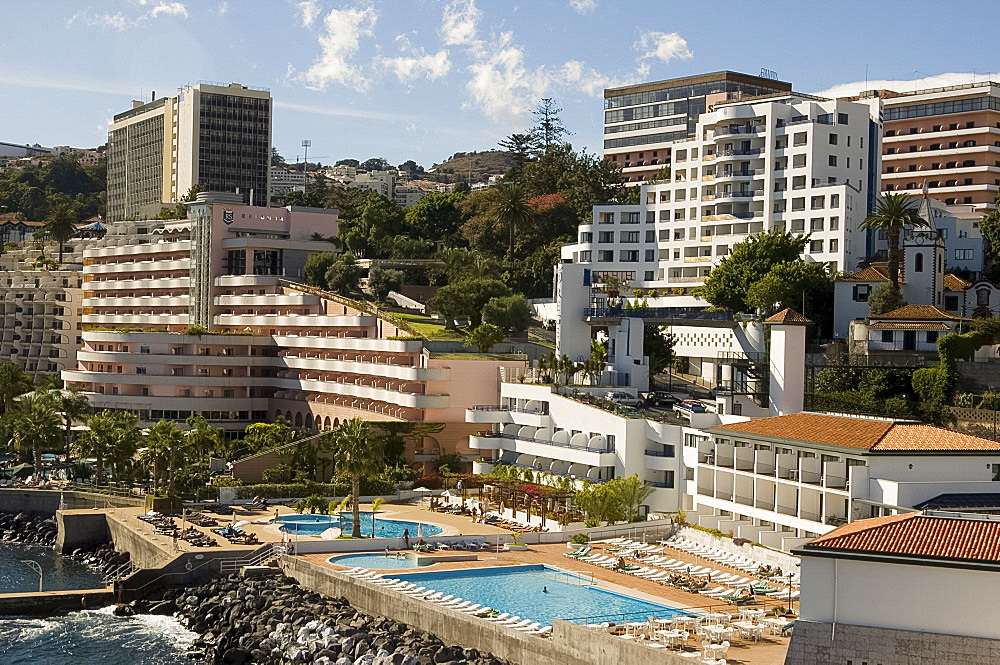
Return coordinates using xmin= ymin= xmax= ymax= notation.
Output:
xmin=476 ymin=431 xmax=613 ymax=454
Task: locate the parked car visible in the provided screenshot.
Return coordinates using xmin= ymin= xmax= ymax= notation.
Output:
xmin=605 ymin=391 xmax=643 ymax=407
xmin=674 ymin=399 xmax=707 ymax=415
xmin=641 ymin=391 xmax=680 ymax=407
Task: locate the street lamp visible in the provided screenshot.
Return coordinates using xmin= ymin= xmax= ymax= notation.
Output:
xmin=21 ymin=559 xmax=42 ymax=592
xmin=787 ymin=571 xmax=794 ymax=613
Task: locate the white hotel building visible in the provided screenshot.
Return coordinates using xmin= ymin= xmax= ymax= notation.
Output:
xmin=564 ymin=93 xmax=882 ymax=287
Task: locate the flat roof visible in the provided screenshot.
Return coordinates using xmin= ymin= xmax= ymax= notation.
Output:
xmin=604 ymin=70 xmax=791 ymax=98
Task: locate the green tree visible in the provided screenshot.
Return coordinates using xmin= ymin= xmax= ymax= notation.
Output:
xmin=43 ymin=201 xmax=79 ymax=262
xmin=370 ymin=496 xmax=386 ymax=537
xmin=694 ymin=231 xmax=808 ymax=313
xmin=185 ymin=414 xmax=222 ymax=460
xmin=582 ymin=338 xmax=608 ymax=385
xmin=530 ymin=98 xmax=570 ymax=150
xmin=867 ymin=282 xmax=908 ymax=316
xmin=861 ymin=193 xmax=927 ymax=288
xmin=77 ymin=410 xmax=141 ymax=484
xmin=498 ymin=132 xmax=538 ymax=179
xmin=482 ymin=294 xmax=531 ymax=335
xmin=242 ymin=417 xmax=302 ymax=455
xmin=367 ymin=267 xmax=404 ymax=302
xmin=403 ymin=192 xmax=466 ymax=246
xmin=644 ymin=326 xmax=676 ymax=385
xmin=11 ymin=391 xmax=61 ymax=472
xmin=489 ymin=183 xmax=533 ymax=267
xmin=335 ymin=191 xmax=405 ymax=257
xmin=574 ymin=482 xmax=623 ymax=526
xmin=746 ymin=261 xmax=835 ymax=333
xmin=324 ymin=253 xmax=363 ymax=295
xmin=0 ymin=361 xmax=32 ymax=414
xmin=303 ymin=251 xmax=339 ymax=287
xmin=55 ymin=387 xmax=91 ymax=463
xmin=333 ymin=418 xmax=385 ymax=538
xmin=145 ymin=419 xmax=185 ymax=495
xmin=463 ymin=323 xmax=505 ymax=353
xmin=609 ymin=475 xmax=654 ymax=523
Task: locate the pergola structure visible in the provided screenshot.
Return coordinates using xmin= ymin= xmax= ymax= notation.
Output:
xmin=483 ymin=480 xmax=579 ymax=528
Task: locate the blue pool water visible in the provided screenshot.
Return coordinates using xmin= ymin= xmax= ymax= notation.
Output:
xmin=396 ymin=565 xmax=682 ymax=626
xmin=329 ymin=553 xmax=421 ymax=569
xmin=277 ymin=512 xmax=442 ymax=538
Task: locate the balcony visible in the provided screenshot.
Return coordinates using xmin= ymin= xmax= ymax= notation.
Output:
xmin=469 ymin=431 xmax=615 ymax=467
xmin=715 ymin=149 xmax=762 ymax=161
xmin=715 ymin=125 xmax=765 ymax=136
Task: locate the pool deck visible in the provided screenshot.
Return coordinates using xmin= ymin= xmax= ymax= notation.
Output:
xmin=301 ymin=540 xmax=794 ymax=665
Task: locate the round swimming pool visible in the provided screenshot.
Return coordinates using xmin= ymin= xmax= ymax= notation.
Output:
xmin=329 ymin=552 xmax=421 ymax=569
xmin=277 ymin=512 xmax=443 ymax=538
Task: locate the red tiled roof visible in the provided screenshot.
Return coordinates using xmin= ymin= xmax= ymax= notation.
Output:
xmin=868 ymin=321 xmax=950 ymax=330
xmin=840 ymin=265 xmax=890 ymax=282
xmin=712 ymin=413 xmax=1000 ymax=452
xmin=943 ymin=274 xmax=972 ymax=291
xmin=764 ymin=308 xmax=812 ymax=324
xmin=804 ymin=513 xmax=1000 ymax=563
xmin=876 ymin=304 xmax=959 ymax=321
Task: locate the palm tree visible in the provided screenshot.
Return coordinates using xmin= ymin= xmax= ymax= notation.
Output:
xmin=56 ymin=388 xmax=91 ymax=463
xmin=332 ymin=418 xmax=385 ymax=538
xmin=146 ymin=419 xmax=185 ymax=495
xmin=489 ymin=183 xmax=533 ymax=267
xmin=77 ymin=410 xmax=141 ymax=484
xmin=0 ymin=361 xmax=32 ymax=414
xmin=43 ymin=202 xmax=79 ymax=263
xmin=11 ymin=391 xmax=62 ymax=472
xmin=370 ymin=497 xmax=385 ymax=537
xmin=860 ymin=193 xmax=927 ymax=288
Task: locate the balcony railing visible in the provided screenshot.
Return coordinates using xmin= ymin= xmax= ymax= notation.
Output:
xmin=471 ymin=404 xmax=550 ymax=415
xmin=644 ymin=481 xmax=673 ymax=488
xmin=475 ymin=431 xmax=613 ymax=453
xmin=644 ymin=449 xmax=675 ymax=458
xmin=717 ymin=148 xmax=762 ymax=157
xmin=715 ymin=125 xmax=765 ymax=136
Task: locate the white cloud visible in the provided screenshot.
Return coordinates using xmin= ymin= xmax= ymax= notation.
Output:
xmin=635 ymin=30 xmax=693 ymax=63
xmin=569 ymin=0 xmax=596 ymax=14
xmin=441 ymin=0 xmax=482 ymax=47
xmin=148 ymin=2 xmax=188 ymax=19
xmin=812 ymin=72 xmax=988 ymax=99
xmin=274 ymin=100 xmax=412 ymax=123
xmin=297 ymin=0 xmax=321 ymax=28
xmin=377 ymin=46 xmax=452 ymax=85
xmin=300 ymin=4 xmax=377 ymax=92
xmin=464 ymin=31 xmax=550 ymax=124
xmin=217 ymin=2 xmax=229 ymax=16
xmin=67 ymin=1 xmax=189 ymax=31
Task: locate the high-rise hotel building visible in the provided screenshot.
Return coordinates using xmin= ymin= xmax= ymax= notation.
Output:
xmin=107 ymin=82 xmax=272 ymax=222
xmin=603 ymin=71 xmax=792 ymax=184
xmin=864 ymin=81 xmax=1000 ymax=211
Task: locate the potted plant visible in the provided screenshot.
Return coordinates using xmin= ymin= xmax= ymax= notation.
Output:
xmin=504 ymin=531 xmax=528 ymax=551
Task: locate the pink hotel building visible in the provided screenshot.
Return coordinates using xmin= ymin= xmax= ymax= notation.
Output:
xmin=62 ymin=192 xmax=526 ymax=462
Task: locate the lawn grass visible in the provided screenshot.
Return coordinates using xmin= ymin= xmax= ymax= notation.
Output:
xmin=392 ymin=312 xmax=465 ymax=341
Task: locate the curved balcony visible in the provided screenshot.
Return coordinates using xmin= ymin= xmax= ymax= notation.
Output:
xmin=472 ymin=460 xmax=496 ymax=475
xmin=213 ymin=313 xmax=374 ymax=328
xmin=714 ymin=149 xmax=762 ymax=162
xmin=469 ymin=431 xmax=616 ymax=467
xmin=715 ymin=169 xmax=757 ymax=183
xmin=76 ymin=350 xmax=279 ymax=366
xmin=86 ymin=240 xmax=190 ymax=258
xmin=466 ymin=405 xmax=515 ymax=424
xmin=644 ymin=449 xmax=677 ymax=471
xmin=214 ymin=294 xmax=320 ymax=307
xmin=82 ymin=313 xmax=189 ymax=326
xmin=271 ymin=377 xmax=449 ymax=409
xmin=279 ymin=355 xmax=449 ymax=382
xmin=83 ymin=295 xmax=190 ymax=308
xmin=86 ymin=258 xmax=190 ymax=274
xmin=62 ymin=370 xmax=262 ymax=387
xmin=86 ymin=277 xmax=189 ymax=291
xmin=713 ymin=125 xmax=765 ymax=137
xmin=273 ymin=335 xmax=422 ymax=353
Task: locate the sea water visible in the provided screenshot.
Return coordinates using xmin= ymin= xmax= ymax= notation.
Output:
xmin=0 ymin=545 xmax=195 ymax=664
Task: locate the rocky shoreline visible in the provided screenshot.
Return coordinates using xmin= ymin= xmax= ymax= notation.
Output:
xmin=118 ymin=572 xmax=513 ymax=665
xmin=0 ymin=510 xmax=130 ymax=580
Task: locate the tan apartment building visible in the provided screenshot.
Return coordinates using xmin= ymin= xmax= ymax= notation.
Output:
xmin=603 ymin=71 xmax=792 ymax=184
xmin=107 ymin=82 xmax=272 ymax=222
xmin=857 ymin=81 xmax=1000 ymax=210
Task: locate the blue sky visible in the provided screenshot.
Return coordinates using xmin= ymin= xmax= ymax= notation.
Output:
xmin=1 ymin=1 xmax=998 ymax=168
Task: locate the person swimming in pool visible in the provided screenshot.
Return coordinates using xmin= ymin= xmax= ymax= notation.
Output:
xmin=542 ymin=586 xmax=548 ymax=593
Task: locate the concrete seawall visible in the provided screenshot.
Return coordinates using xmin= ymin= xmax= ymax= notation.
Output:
xmin=0 ymin=589 xmax=115 ymax=615
xmin=280 ymin=555 xmax=694 ymax=665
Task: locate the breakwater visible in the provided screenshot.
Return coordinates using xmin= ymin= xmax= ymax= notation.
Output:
xmin=115 ymin=572 xmax=515 ymax=665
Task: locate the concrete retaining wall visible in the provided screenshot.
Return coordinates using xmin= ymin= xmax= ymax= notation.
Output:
xmin=104 ymin=510 xmax=175 ymax=569
xmin=0 ymin=589 xmax=114 ymax=615
xmin=0 ymin=489 xmax=64 ymax=514
xmin=785 ymin=620 xmax=1000 ymax=665
xmin=280 ymin=555 xmax=693 ymax=665
xmin=56 ymin=510 xmax=111 ymax=553
xmin=676 ymin=526 xmax=799 ymax=571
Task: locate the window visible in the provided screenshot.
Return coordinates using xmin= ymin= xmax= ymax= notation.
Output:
xmin=829 ymin=133 xmax=838 ymax=145
xmin=881 ymin=330 xmax=893 ymax=343
xmin=792 ymin=154 xmax=807 ymax=168
xmin=625 ymin=212 xmax=641 ymax=224
xmin=926 ymin=331 xmax=939 ymax=344
xmin=793 ymin=132 xmax=807 ymax=146
xmin=644 ymin=270 xmax=654 ymax=281
xmin=977 ymin=289 xmax=991 ymax=306
xmin=644 ymin=249 xmax=656 ymax=262
xmin=828 ymin=155 xmax=838 ymax=167
xmin=811 ymin=196 xmax=825 ymax=209
xmin=955 ymin=249 xmax=975 ymax=261
xmin=830 ymin=216 xmax=839 ymax=230
xmin=597 ymin=250 xmax=614 ymax=262
xmin=645 ymin=230 xmax=656 ymax=242
xmin=810 ymin=218 xmax=824 ymax=231
xmin=579 ymin=232 xmax=592 ymax=242
xmin=838 ymin=112 xmax=849 ymax=124
xmin=140 ymin=346 xmax=150 ymax=354
xmin=829 ymin=239 xmax=838 ymax=252
xmin=579 ymin=251 xmax=592 ymax=262
xmin=809 ymin=239 xmax=824 ymax=253
xmin=914 ymin=252 xmax=924 ymax=272
xmin=619 ymin=250 xmax=639 ymax=262
xmin=732 ymin=403 xmax=742 ymax=416
xmin=944 ymin=295 xmax=959 ymax=310
xmin=620 ymin=231 xmax=640 ymax=243
xmin=598 ymin=231 xmax=614 ymax=243
xmin=136 ymin=367 xmax=147 ymax=375
xmin=993 ymin=464 xmax=1000 ymax=482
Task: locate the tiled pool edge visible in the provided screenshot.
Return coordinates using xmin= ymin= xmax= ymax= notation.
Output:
xmin=280 ymin=554 xmax=707 ymax=665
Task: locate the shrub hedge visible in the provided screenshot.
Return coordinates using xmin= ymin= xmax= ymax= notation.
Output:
xmin=235 ymin=478 xmax=396 ymax=500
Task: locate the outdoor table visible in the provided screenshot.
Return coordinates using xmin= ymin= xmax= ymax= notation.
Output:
xmin=734 ymin=621 xmax=764 ymax=641
xmin=764 ymin=617 xmax=786 ymax=635
xmin=703 ymin=625 xmax=731 ymax=642
xmin=741 ymin=608 xmax=765 ymax=622
xmin=672 ymin=615 xmax=698 ymax=630
xmin=703 ymin=644 xmax=725 ymax=659
xmin=704 ymin=612 xmax=729 ymax=625
xmin=655 ymin=629 xmax=685 ymax=647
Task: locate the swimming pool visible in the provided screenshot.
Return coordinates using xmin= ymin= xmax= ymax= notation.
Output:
xmin=329 ymin=553 xmax=421 ymax=570
xmin=395 ymin=565 xmax=682 ymax=626
xmin=277 ymin=512 xmax=442 ymax=538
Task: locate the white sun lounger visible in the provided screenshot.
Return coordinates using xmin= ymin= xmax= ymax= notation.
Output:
xmin=401 ymin=586 xmax=427 ymax=596
xmin=482 ymin=612 xmax=511 ymax=623
xmin=526 ymin=625 xmax=552 ymax=637
xmin=458 ymin=604 xmax=481 ymax=614
xmin=515 ymin=622 xmax=542 ymax=632
xmin=429 ymin=594 xmax=455 ymax=604
xmin=344 ymin=568 xmax=370 ymax=577
xmin=508 ymin=619 xmax=533 ymax=630
xmin=496 ymin=615 xmax=522 ymax=626
xmin=468 ymin=606 xmax=492 ymax=616
xmin=450 ymin=601 xmax=472 ymax=611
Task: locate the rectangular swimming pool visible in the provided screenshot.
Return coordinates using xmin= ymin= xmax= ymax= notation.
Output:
xmin=395 ymin=565 xmax=684 ymax=626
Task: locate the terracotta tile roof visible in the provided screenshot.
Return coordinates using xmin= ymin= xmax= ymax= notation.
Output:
xmin=712 ymin=413 xmax=893 ymax=450
xmin=873 ymin=423 xmax=1000 ymax=452
xmin=712 ymin=413 xmax=1000 ymax=452
xmin=804 ymin=513 xmax=1000 ymax=563
xmin=840 ymin=265 xmax=890 ymax=282
xmin=876 ymin=304 xmax=960 ymax=321
xmin=868 ymin=321 xmax=950 ymax=330
xmin=943 ymin=273 xmax=972 ymax=291
xmin=764 ymin=308 xmax=812 ymax=324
